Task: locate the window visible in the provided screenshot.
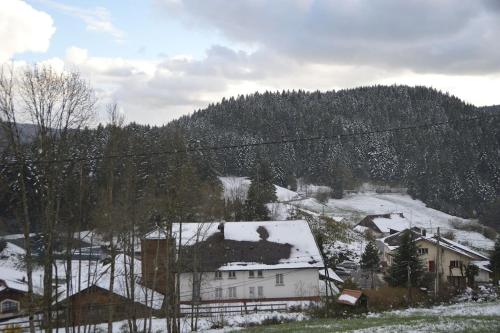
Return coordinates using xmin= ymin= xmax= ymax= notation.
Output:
xmin=214 ymin=271 xmax=223 ymax=280
xmin=228 ymin=271 xmax=236 ymax=279
xmin=258 ymin=286 xmax=264 ymax=298
xmin=215 ymin=288 xmax=223 ymax=299
xmin=1 ymin=300 xmax=19 ymax=314
xmin=275 ymin=273 xmax=284 ymax=286
xmin=417 ymin=248 xmax=428 ymax=255
xmin=257 ymin=270 xmax=263 ymax=278
xmin=249 ymin=271 xmax=255 ymax=278
xmin=249 ymin=286 xmax=255 ymax=298
xmin=428 ymin=260 xmax=435 ymax=272
xmin=228 ymin=287 xmax=237 ymax=298
xmin=450 ymin=260 xmax=462 ymax=268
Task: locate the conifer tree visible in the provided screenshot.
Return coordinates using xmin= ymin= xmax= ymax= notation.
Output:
xmin=361 ymin=240 xmax=380 ymax=288
xmin=244 ymin=161 xmax=277 ymax=221
xmin=490 ymin=237 xmax=500 ymax=284
xmin=386 ymin=230 xmax=424 ymax=287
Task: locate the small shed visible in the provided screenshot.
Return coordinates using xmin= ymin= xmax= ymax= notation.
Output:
xmin=336 ymin=289 xmax=368 ymax=309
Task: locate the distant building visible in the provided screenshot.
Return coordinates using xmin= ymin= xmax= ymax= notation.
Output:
xmin=354 ymin=213 xmax=413 ymax=237
xmin=142 ymin=220 xmax=324 ymax=304
xmin=378 ymin=229 xmax=491 ymax=288
xmin=58 ymin=254 xmax=163 ymax=326
xmin=0 ymin=272 xmax=29 ymax=320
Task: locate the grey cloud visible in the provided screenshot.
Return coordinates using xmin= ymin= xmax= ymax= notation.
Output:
xmin=157 ymin=0 xmax=500 ymax=74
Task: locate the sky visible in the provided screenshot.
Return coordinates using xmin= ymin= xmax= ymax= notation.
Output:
xmin=1 ymin=0 xmax=500 ymax=125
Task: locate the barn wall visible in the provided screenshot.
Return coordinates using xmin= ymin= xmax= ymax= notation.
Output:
xmin=68 ymin=286 xmax=155 ymax=326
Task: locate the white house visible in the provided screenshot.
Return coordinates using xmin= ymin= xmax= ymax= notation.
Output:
xmin=144 ymin=220 xmax=324 ymax=304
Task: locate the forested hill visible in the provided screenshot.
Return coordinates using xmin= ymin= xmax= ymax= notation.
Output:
xmin=168 ymin=85 xmax=500 ymax=217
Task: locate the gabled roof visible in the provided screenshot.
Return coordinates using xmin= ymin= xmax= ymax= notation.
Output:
xmin=379 ymin=229 xmax=488 ymax=262
xmin=471 ymin=260 xmax=492 ymax=273
xmin=418 ymin=236 xmax=488 ymax=260
xmin=144 ymin=220 xmax=324 ymax=271
xmin=357 ymin=213 xmax=409 ymax=234
xmin=61 ymin=254 xmax=164 ymax=310
xmin=319 ymin=268 xmax=344 ymax=284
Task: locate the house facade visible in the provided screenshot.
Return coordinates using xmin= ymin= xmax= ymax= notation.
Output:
xmin=58 ymin=254 xmax=164 ymax=326
xmin=414 ymin=237 xmax=490 ymax=287
xmin=0 ymin=282 xmax=27 ymax=320
xmin=379 ymin=229 xmax=491 ymax=288
xmin=179 ymin=268 xmax=320 ymax=303
xmin=143 ymin=220 xmax=324 ymax=304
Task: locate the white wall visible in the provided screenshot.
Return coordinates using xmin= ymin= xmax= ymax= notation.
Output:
xmin=179 ymin=268 xmax=320 ymax=302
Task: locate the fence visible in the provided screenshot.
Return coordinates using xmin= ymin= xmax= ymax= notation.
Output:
xmin=180 ymin=302 xmax=288 ymax=317
xmin=0 ymin=319 xmax=42 ymax=333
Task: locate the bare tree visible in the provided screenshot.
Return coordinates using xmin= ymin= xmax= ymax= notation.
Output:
xmin=0 ymin=65 xmax=37 ymax=333
xmin=1 ymin=64 xmax=95 ymax=332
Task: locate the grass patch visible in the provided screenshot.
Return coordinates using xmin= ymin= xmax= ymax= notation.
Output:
xmin=235 ymin=315 xmax=500 ymax=333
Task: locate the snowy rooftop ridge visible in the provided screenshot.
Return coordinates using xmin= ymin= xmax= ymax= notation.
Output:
xmin=371 ymin=213 xmax=409 ymax=233
xmin=61 ymin=254 xmax=164 ymax=310
xmin=144 ymin=220 xmax=324 ymax=271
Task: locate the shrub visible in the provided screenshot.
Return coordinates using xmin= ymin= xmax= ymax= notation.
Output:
xmin=442 ymin=230 xmax=456 ymax=240
xmin=483 ymin=226 xmax=497 ymax=240
xmin=0 ymin=239 xmax=6 ymax=253
xmin=363 ymin=286 xmax=429 ymax=311
xmin=449 ymin=219 xmax=497 ymax=240
xmin=314 ymin=190 xmax=331 ymax=204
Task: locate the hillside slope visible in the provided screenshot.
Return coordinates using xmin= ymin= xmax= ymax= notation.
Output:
xmin=219 ymin=177 xmax=494 ymax=252
xmin=172 ymin=86 xmax=500 ymax=218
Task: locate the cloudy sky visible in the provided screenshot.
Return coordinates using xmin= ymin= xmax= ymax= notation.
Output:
xmin=1 ymin=0 xmax=500 ymax=125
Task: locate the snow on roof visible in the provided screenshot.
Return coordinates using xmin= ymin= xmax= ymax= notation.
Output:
xmin=353 ymin=225 xmax=369 ymax=234
xmin=0 ymin=242 xmax=31 ymax=293
xmin=371 ymin=214 xmax=409 ymax=233
xmin=337 ymin=289 xmax=363 ymax=306
xmin=145 ymin=220 xmax=324 ymax=270
xmin=319 ymin=268 xmax=344 ymax=284
xmin=471 ymin=261 xmax=491 ymax=273
xmin=57 ymin=254 xmax=163 ymax=310
xmin=0 ymin=266 xmax=29 ymax=293
xmin=418 ymin=236 xmax=488 ymax=260
xmin=438 ymin=237 xmax=488 ymax=261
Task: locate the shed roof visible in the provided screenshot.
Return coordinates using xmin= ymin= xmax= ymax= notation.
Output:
xmin=337 ymin=289 xmax=364 ymax=306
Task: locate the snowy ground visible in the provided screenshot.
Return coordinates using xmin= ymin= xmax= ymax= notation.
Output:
xmin=238 ymin=301 xmax=500 ymax=333
xmin=220 ymin=176 xmax=494 ymax=253
xmin=0 ymin=311 xmax=309 ymax=333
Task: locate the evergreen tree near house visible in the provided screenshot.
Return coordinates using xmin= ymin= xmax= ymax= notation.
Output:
xmin=490 ymin=237 xmax=500 ymax=284
xmin=465 ymin=264 xmax=479 ymax=287
xmin=361 ymin=240 xmax=380 ymax=289
xmin=244 ymin=161 xmax=277 ymax=221
xmin=386 ymin=230 xmax=425 ymax=287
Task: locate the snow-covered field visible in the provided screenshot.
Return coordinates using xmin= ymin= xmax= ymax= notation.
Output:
xmin=321 ymin=192 xmax=494 ymax=251
xmin=236 ymin=301 xmax=500 ymax=333
xmin=220 ymin=176 xmax=494 ymax=252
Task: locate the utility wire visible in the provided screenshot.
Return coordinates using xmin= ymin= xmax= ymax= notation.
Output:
xmin=1 ymin=113 xmax=498 ymax=167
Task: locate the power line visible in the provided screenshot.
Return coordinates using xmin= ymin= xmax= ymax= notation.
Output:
xmin=1 ymin=113 xmax=498 ymax=167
